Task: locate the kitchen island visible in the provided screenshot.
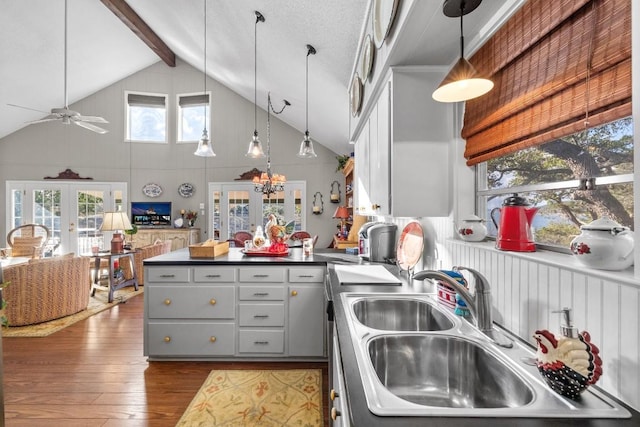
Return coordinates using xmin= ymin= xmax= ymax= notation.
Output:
xmin=143 ymin=247 xmax=328 ymax=361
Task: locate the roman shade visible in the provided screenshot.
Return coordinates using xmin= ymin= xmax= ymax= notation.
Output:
xmin=127 ymin=93 xmax=166 ymax=108
xmin=461 ymin=0 xmax=631 ymax=166
xmin=178 ymin=93 xmax=210 ymax=107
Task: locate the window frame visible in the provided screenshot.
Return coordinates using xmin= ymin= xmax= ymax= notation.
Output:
xmin=124 ymin=90 xmax=168 ymax=144
xmin=176 ymin=91 xmax=211 ymax=143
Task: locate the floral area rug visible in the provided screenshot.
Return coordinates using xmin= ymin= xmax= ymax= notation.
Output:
xmin=1 ymin=286 xmax=143 ymax=337
xmin=176 ymin=369 xmax=323 ymax=427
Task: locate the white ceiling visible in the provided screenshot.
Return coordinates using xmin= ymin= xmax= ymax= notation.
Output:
xmin=0 ymin=0 xmax=519 ymax=155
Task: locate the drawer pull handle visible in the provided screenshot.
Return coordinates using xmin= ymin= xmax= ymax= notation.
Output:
xmin=164 ymin=299 xmax=171 ymax=305
xmin=164 ymin=336 xmax=171 ymax=343
xmin=210 ymin=299 xmax=217 ymax=305
xmin=298 ymin=275 xmax=314 ymax=278
xmin=330 ymin=389 xmax=338 ymax=401
xmin=205 ymin=274 xmax=221 ymax=278
xmin=253 ymin=314 xmax=269 ymax=318
xmin=210 ymin=336 xmax=217 ymax=343
xmin=331 ymin=407 xmax=340 ymax=420
xmin=291 ymin=290 xmax=298 ymax=296
xmin=253 ymin=274 xmax=269 ymax=278
xmin=160 ymin=274 xmax=175 ymax=278
xmin=253 ymin=292 xmax=269 ymax=296
xmin=254 ymin=341 xmax=269 ymax=345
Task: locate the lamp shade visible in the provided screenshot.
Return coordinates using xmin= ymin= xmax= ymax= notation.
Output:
xmin=101 ymin=212 xmax=132 ymax=232
xmin=333 ymin=206 xmax=350 ymax=220
xmin=194 ymin=129 xmax=216 ymax=157
xmin=298 ymin=132 xmax=317 ymax=158
xmin=432 ymin=57 xmax=494 ymax=103
xmin=246 ymin=132 xmax=266 ymax=158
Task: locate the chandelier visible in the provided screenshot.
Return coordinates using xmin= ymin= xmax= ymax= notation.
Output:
xmin=253 ymin=92 xmax=290 ymax=197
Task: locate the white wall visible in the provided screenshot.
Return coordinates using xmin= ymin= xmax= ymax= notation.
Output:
xmin=0 ymin=59 xmax=344 ymax=247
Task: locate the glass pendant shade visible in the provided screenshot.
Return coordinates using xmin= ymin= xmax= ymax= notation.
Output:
xmin=194 ymin=128 xmax=215 ymax=157
xmin=432 ymin=57 xmax=494 ymax=102
xmin=298 ymin=131 xmax=317 ymax=158
xmin=246 ymin=131 xmax=265 ymax=158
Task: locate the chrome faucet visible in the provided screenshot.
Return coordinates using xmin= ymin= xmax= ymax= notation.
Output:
xmin=413 ymin=266 xmax=513 ymax=348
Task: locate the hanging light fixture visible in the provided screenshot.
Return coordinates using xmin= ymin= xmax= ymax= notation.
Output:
xmin=253 ymin=92 xmax=290 ymax=197
xmin=246 ymin=11 xmax=266 ymax=158
xmin=194 ymin=0 xmax=215 ymax=157
xmin=432 ymin=0 xmax=493 ymax=103
xmin=298 ymin=44 xmax=317 ymax=158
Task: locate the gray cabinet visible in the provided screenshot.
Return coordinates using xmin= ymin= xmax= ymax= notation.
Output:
xmin=354 ymin=67 xmax=453 ymax=217
xmin=144 ymin=264 xmax=326 ymax=360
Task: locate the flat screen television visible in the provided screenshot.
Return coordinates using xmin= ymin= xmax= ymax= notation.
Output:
xmin=131 ymin=202 xmax=172 ymax=227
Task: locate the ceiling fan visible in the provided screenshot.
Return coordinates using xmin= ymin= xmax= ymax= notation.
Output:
xmin=8 ymin=0 xmax=109 ymax=134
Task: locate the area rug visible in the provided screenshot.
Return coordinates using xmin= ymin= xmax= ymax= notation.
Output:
xmin=1 ymin=286 xmax=144 ymax=338
xmin=176 ymin=369 xmax=323 ymax=427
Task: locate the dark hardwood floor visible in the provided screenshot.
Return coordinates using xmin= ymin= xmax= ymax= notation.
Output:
xmin=2 ymin=292 xmax=329 ymax=426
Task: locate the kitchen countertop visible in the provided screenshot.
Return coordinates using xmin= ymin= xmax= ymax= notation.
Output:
xmin=326 ymin=263 xmax=640 ymax=427
xmin=143 ymin=246 xmax=329 ymax=266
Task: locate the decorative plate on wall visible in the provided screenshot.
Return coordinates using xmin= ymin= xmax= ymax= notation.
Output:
xmin=178 ymin=182 xmax=194 ymax=198
xmin=360 ymin=34 xmax=375 ymax=82
xmin=142 ymin=183 xmax=163 ymax=198
xmin=372 ymin=0 xmax=400 ymax=49
xmin=350 ymin=74 xmax=363 ymax=117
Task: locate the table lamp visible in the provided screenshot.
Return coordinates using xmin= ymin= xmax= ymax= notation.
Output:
xmin=333 ymin=206 xmax=350 ymax=240
xmin=101 ymin=212 xmax=132 ymax=254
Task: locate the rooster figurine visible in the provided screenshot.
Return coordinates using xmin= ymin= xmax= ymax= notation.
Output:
xmin=533 ymin=309 xmax=603 ymax=399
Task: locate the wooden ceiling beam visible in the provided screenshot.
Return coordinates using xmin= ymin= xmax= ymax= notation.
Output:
xmin=100 ymin=0 xmax=176 ymax=67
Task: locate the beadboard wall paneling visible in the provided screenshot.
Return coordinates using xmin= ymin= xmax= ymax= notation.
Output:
xmin=440 ymin=237 xmax=640 ymax=412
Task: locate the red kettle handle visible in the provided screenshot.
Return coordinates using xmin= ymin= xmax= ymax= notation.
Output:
xmin=490 ymin=207 xmax=501 ymax=229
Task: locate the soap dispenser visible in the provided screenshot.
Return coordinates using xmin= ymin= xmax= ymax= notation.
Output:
xmin=532 ymin=307 xmax=603 ymax=399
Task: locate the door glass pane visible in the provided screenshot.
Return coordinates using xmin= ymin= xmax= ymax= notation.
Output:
xmin=212 ymin=190 xmax=221 ymax=240
xmin=33 ymin=189 xmax=61 ymax=256
xmin=293 ymin=189 xmax=302 ymax=231
xmin=227 ymin=191 xmax=250 ymax=238
xmin=262 ymin=193 xmax=285 ymax=227
xmin=77 ymin=190 xmax=105 ymax=255
xmin=11 ymin=189 xmax=23 ymax=229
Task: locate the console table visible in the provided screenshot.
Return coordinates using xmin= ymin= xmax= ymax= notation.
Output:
xmin=131 ymin=228 xmax=200 ymax=251
xmin=89 ymin=251 xmax=138 ymax=303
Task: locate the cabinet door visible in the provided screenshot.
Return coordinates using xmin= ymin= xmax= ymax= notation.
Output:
xmin=353 ymin=120 xmax=371 ymax=216
xmin=288 ymin=285 xmax=325 ymax=357
xmin=162 ymin=231 xmax=189 ymax=250
xmin=370 ymin=80 xmax=391 ymax=216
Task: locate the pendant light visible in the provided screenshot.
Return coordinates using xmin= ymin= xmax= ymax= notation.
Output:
xmin=298 ymin=44 xmax=317 ymax=158
xmin=194 ymin=0 xmax=215 ymax=157
xmin=432 ymin=0 xmax=493 ymax=103
xmin=246 ymin=11 xmax=266 ymax=158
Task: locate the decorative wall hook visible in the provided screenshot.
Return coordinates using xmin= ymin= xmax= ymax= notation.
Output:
xmin=330 ymin=181 xmax=341 ymax=203
xmin=312 ymin=192 xmax=324 ymax=214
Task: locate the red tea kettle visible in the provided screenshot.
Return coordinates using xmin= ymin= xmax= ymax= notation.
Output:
xmin=490 ymin=194 xmax=538 ymax=252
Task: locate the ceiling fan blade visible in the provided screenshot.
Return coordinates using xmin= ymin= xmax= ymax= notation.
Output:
xmin=7 ymin=103 xmax=50 ymax=114
xmin=77 ymin=115 xmax=109 ymax=124
xmin=73 ymin=120 xmax=108 ymax=134
xmin=26 ymin=115 xmax=61 ymax=124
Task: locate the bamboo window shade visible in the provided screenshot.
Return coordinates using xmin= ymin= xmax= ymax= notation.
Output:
xmin=461 ymin=0 xmax=631 ymax=166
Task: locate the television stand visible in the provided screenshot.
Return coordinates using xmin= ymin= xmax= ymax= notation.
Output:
xmin=130 ymin=228 xmax=200 ymax=251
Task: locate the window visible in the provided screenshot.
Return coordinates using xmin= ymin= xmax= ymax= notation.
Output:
xmin=177 ymin=92 xmax=210 ymax=142
xmin=125 ymin=91 xmax=167 ymax=143
xmin=478 ymin=117 xmax=634 ymax=250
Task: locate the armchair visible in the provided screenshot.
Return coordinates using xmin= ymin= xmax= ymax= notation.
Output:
xmin=6 ymin=224 xmax=51 ymax=258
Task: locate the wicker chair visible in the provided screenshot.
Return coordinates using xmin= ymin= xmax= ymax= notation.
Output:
xmin=121 ymin=240 xmax=172 ymax=285
xmin=6 ymin=223 xmax=51 ymax=258
xmin=2 ymin=254 xmax=90 ymax=326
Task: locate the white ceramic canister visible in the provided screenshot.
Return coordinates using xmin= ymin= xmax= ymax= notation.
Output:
xmin=569 ymin=217 xmax=634 ymax=270
xmin=457 ymin=215 xmax=488 ymax=242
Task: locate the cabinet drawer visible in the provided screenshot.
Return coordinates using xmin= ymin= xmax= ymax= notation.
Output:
xmin=239 ymin=330 xmax=284 ymax=354
xmin=147 ymin=322 xmax=235 ymax=356
xmin=239 ymin=286 xmax=284 ymax=301
xmin=193 ymin=267 xmax=236 ymax=282
xmin=288 ymin=267 xmax=325 ymax=283
xmin=239 ymin=268 xmax=286 ymax=283
xmin=239 ymin=303 xmax=284 ymax=326
xmin=146 ymin=267 xmax=190 ymax=283
xmin=147 ymin=286 xmax=235 ymax=319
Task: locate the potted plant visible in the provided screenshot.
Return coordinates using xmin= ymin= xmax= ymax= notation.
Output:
xmin=335 ymin=154 xmax=350 ymax=172
xmin=124 ymin=224 xmax=138 ymax=249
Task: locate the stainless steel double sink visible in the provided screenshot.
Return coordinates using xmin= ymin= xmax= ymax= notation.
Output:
xmin=342 ymin=293 xmax=631 ymax=418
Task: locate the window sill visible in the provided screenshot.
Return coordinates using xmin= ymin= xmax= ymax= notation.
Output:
xmin=446 ymin=238 xmax=639 ymax=287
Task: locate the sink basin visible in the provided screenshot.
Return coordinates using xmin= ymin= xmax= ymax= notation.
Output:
xmin=341 ymin=293 xmax=631 ymax=418
xmin=368 ymin=334 xmax=533 ymax=408
xmin=352 ymin=298 xmax=454 ymax=331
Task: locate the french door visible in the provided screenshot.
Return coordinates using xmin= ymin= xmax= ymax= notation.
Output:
xmin=6 ymin=181 xmax=127 ymax=255
xmin=209 ymin=181 xmax=306 ymax=242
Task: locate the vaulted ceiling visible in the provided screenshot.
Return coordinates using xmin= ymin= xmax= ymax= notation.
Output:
xmin=0 ymin=0 xmax=518 ymax=155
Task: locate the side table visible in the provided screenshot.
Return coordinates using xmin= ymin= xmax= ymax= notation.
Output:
xmin=88 ymin=251 xmax=138 ymax=303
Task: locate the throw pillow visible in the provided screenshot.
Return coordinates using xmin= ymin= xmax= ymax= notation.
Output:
xmin=11 ymin=236 xmax=43 ymax=257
